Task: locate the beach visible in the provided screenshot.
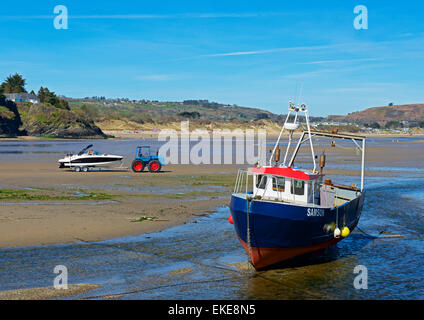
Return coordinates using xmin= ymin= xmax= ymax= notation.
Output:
xmin=1 ymin=136 xmax=423 ymax=248
xmin=0 ymin=136 xmax=423 ymax=300
xmin=0 ymin=162 xmax=239 ymax=248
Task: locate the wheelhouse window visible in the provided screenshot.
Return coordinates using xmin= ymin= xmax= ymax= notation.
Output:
xmin=291 ymin=179 xmax=305 ymax=196
xmin=256 ymin=175 xmax=267 ymax=189
xmin=272 ymin=177 xmax=285 ymax=192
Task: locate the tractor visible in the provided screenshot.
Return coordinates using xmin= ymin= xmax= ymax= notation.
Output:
xmin=131 ymin=146 xmax=165 ymax=173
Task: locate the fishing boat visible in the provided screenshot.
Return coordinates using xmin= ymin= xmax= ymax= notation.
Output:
xmin=229 ymin=102 xmax=366 ymax=270
xmin=58 ymin=144 xmax=123 ymax=172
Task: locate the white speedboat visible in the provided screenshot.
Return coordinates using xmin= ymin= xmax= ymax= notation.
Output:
xmin=58 ymin=144 xmax=123 ymax=171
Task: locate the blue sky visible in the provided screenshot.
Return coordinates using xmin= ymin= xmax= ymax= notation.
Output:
xmin=1 ymin=0 xmax=423 ymax=116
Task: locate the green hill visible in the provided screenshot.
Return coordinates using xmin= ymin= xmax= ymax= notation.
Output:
xmin=329 ymin=104 xmax=424 ymax=125
xmin=66 ymin=97 xmax=285 ymax=125
xmin=16 ymin=102 xmax=106 ymax=139
xmin=0 ymin=73 xmax=106 ymax=138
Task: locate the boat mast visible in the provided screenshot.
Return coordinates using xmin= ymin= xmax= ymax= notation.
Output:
xmin=303 ymin=105 xmax=317 ymax=172
xmin=269 ymin=106 xmax=292 ymax=166
xmin=281 ymin=103 xmax=299 ymax=167
xmin=269 ymin=102 xmax=316 ymax=172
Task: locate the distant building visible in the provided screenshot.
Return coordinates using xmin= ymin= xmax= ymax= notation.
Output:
xmin=4 ymin=93 xmax=40 ymax=104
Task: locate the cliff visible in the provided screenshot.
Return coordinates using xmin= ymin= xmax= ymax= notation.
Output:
xmin=0 ymin=96 xmax=23 ymax=137
xmin=17 ymin=103 xmax=106 ymax=139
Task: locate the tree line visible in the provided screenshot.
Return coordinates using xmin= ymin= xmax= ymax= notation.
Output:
xmin=0 ymin=73 xmax=69 ymax=110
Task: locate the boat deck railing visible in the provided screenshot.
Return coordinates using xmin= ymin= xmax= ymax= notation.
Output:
xmin=234 ymin=169 xmax=252 ymax=195
xmin=233 ymin=168 xmax=360 ymax=209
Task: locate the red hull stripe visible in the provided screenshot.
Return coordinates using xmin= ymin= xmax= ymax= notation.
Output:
xmin=251 ymin=166 xmax=323 ymax=181
xmin=238 ymin=237 xmax=341 ymax=270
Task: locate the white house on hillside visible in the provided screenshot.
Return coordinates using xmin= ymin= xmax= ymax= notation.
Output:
xmin=4 ymin=93 xmax=40 ymax=104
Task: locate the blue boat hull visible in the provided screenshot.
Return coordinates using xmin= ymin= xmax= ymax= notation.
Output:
xmin=229 ymin=192 xmax=365 ymax=269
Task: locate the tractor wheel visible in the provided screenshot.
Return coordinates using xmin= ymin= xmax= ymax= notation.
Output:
xmin=148 ymin=160 xmax=161 ymax=173
xmin=131 ymin=160 xmax=145 ymax=172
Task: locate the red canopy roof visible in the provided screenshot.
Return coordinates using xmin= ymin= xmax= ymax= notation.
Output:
xmin=251 ymin=166 xmax=323 ymax=181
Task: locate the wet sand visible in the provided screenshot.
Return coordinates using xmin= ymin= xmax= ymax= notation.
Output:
xmin=0 ymin=284 xmax=100 ymax=300
xmin=0 ymin=139 xmax=423 ymax=248
xmin=0 ymin=162 xmax=238 ymax=248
